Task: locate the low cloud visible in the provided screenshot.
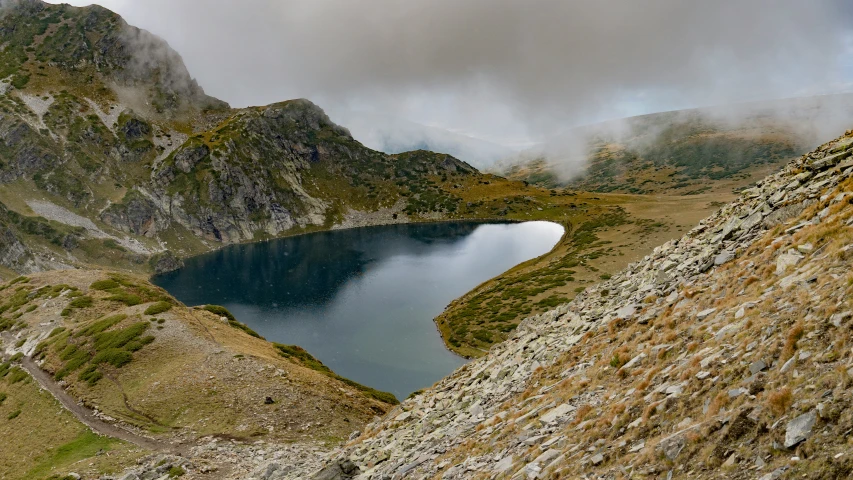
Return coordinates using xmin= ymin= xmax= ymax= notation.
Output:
xmin=59 ymin=0 xmax=853 ymax=144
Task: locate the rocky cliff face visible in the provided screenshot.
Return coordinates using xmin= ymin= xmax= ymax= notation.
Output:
xmin=0 ymin=0 xmax=480 ymax=275
xmin=281 ymin=132 xmax=853 ymax=479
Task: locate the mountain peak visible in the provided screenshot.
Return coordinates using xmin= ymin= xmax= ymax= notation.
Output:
xmin=261 ymin=98 xmax=353 ymax=138
xmin=0 ymin=0 xmax=227 ymax=116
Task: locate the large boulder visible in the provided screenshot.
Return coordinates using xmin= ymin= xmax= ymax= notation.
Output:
xmin=312 ymin=458 xmax=360 ymax=480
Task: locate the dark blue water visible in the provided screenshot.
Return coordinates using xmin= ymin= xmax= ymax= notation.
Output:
xmin=153 ymin=221 xmax=563 ymax=398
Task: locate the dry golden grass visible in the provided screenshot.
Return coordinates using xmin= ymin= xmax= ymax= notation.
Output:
xmin=766 ymin=387 xmax=793 ymax=416
xmin=705 ymin=392 xmax=729 ymax=418
xmin=782 ymin=322 xmax=806 ymax=360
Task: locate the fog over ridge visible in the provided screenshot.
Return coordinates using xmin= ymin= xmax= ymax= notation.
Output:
xmin=54 ymin=0 xmax=852 ymax=144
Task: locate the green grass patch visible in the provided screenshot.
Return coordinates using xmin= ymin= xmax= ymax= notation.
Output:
xmin=90 ymin=279 xmax=120 ymax=291
xmin=93 ymin=322 xmax=149 ymax=351
xmin=77 ymin=314 xmax=126 ymax=337
xmin=91 ymin=348 xmax=133 ymax=368
xmin=53 ymin=316 xmax=154 ymax=384
xmin=5 ymin=367 xmax=27 ymax=384
xmin=143 ymin=301 xmax=173 ymax=315
xmin=168 ymin=466 xmax=186 ymax=477
xmin=105 ymin=292 xmax=142 ymax=306
xmin=68 ymin=296 xmax=93 ymax=308
xmin=23 ymin=431 xmax=121 ymax=479
xmin=78 ymin=365 xmax=103 ymax=386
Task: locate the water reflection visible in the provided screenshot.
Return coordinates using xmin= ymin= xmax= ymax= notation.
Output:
xmin=154 ymin=221 xmax=563 ymax=398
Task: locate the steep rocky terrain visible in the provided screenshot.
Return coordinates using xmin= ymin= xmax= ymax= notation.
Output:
xmin=0 ymin=0 xmax=483 ymax=277
xmin=280 ymin=131 xmax=853 ymax=479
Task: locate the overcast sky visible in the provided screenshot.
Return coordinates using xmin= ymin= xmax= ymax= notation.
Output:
xmin=62 ymin=0 xmax=853 ymax=147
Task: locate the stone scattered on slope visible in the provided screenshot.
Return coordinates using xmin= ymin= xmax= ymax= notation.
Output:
xmin=281 ymin=131 xmax=853 ymax=480
xmin=784 ymin=410 xmax=817 ymax=449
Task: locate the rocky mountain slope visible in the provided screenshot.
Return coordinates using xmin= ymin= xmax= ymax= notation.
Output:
xmin=0 ymin=0 xmax=482 ymax=277
xmin=282 ymin=130 xmax=853 ymax=479
xmin=500 ymin=94 xmax=853 ymax=195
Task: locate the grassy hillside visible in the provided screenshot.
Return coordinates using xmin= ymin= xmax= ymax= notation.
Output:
xmin=0 ymin=362 xmax=140 ymax=480
xmin=0 ymin=270 xmax=395 ymax=451
xmin=319 ymin=128 xmax=853 ymax=480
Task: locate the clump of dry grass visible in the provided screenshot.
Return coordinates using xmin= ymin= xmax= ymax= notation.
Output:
xmin=705 ymin=392 xmax=729 ymax=418
xmin=573 ymin=404 xmax=593 ymax=425
xmin=766 ymin=386 xmax=793 ymax=416
xmin=782 ymin=322 xmax=805 ymax=360
xmin=642 ymin=401 xmax=662 ymax=423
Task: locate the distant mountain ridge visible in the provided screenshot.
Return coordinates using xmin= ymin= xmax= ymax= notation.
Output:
xmin=330 ymin=110 xmax=516 ymax=169
xmin=499 ymin=93 xmax=853 ymax=194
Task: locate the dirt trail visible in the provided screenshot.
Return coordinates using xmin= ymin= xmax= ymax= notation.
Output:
xmin=20 ymin=356 xmax=177 ymax=453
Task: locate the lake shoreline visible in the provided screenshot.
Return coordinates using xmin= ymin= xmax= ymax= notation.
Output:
xmin=152 ymin=221 xmax=565 ymax=398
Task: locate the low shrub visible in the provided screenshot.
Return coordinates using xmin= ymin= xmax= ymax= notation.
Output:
xmin=49 ymin=327 xmax=66 ymax=338
xmin=77 ymin=314 xmax=126 ymax=337
xmin=91 ymin=348 xmax=133 ymax=368
xmin=167 ymin=466 xmax=185 ymax=477
xmin=203 ymin=304 xmax=235 ymax=321
xmin=78 ymin=365 xmax=103 ymax=386
xmin=68 ymin=296 xmax=93 ymax=309
xmin=144 ymin=301 xmax=173 ymax=315
xmin=6 ymin=367 xmax=27 ymax=384
xmin=106 ymin=292 xmax=142 ymax=306
xmin=55 ymin=346 xmax=89 ymax=380
xmin=90 ymin=279 xmax=120 ymax=291
xmin=93 ymin=322 xmax=149 ymax=351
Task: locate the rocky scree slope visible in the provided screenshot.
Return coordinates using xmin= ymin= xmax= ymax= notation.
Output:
xmin=291 ymin=131 xmax=853 ymax=479
xmin=0 ymin=0 xmax=478 ymax=276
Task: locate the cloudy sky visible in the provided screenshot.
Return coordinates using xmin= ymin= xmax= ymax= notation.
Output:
xmin=62 ymin=0 xmax=853 ymax=147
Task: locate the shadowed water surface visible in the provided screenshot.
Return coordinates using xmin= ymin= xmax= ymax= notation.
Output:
xmin=153 ymin=221 xmax=563 ymax=398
